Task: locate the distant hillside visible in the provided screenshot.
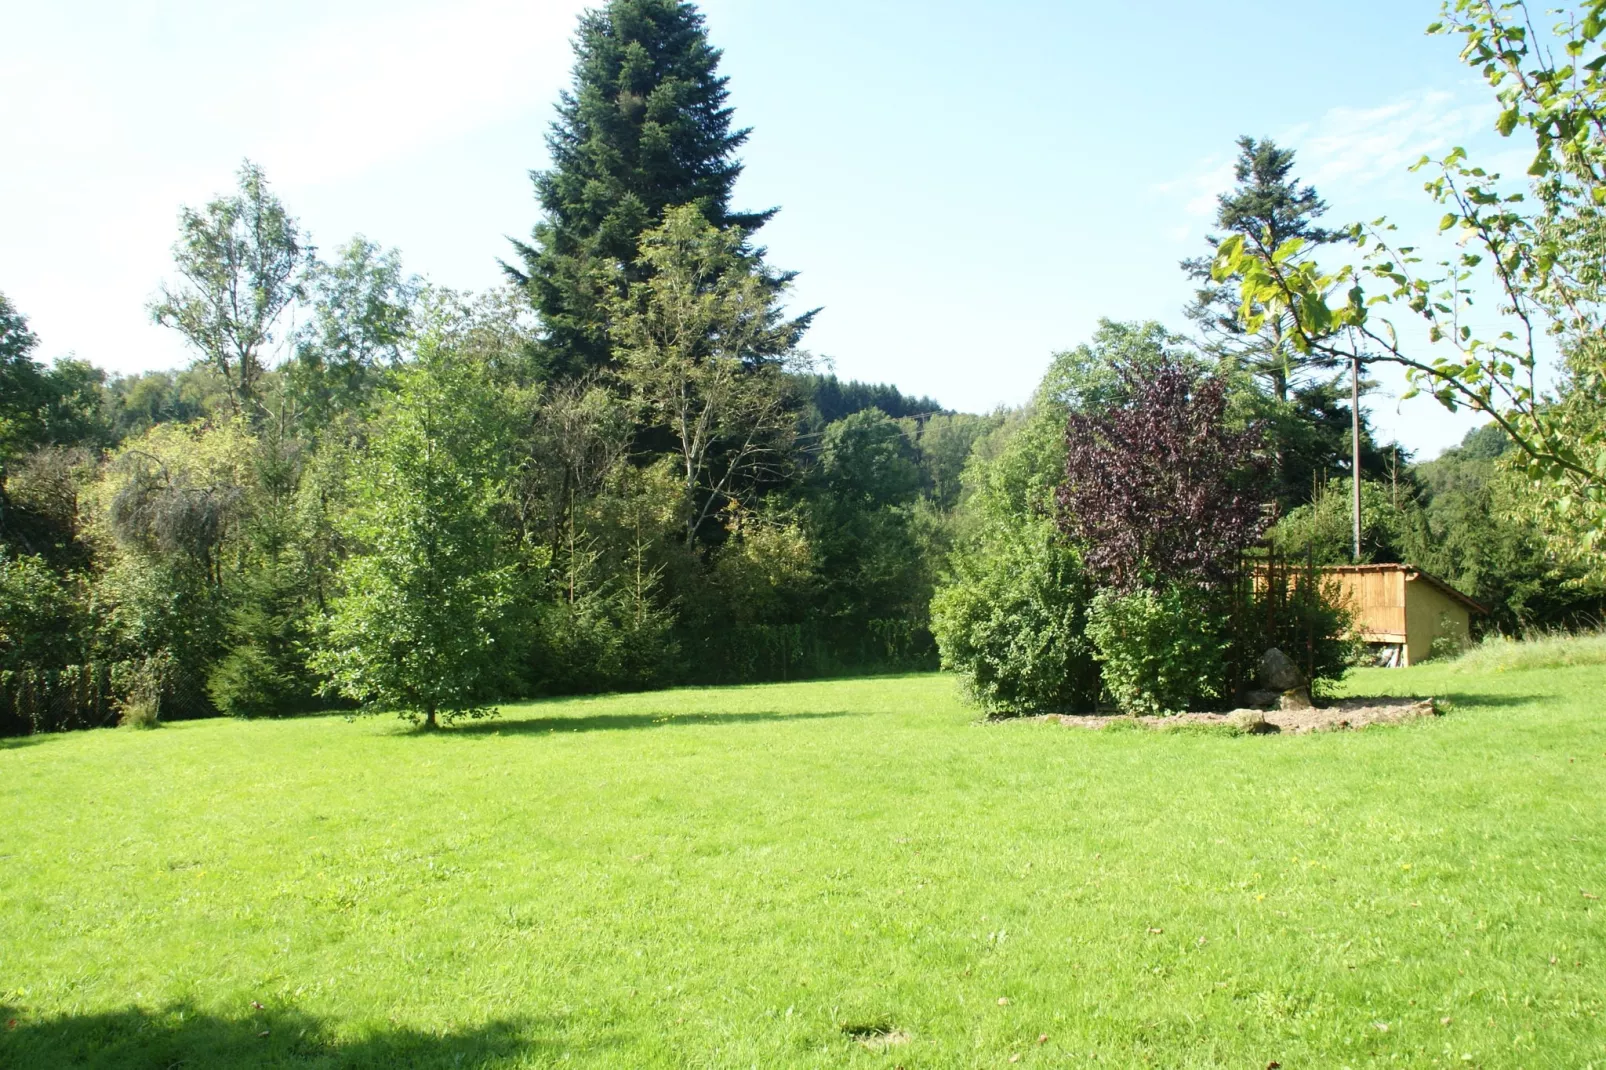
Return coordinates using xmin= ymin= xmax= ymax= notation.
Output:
xmin=793 ymin=372 xmax=947 ymax=429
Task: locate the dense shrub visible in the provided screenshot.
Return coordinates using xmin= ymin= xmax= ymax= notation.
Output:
xmin=532 ymin=588 xmax=680 ymax=694
xmin=930 ymin=335 xmax=1123 ymax=714
xmin=116 ymin=656 xmax=171 ymax=729
xmin=1269 ymin=478 xmax=1426 ymax=567
xmin=1085 ymin=585 xmax=1227 ymax=716
xmin=0 ymin=551 xmax=91 ymax=673
xmin=930 ymin=516 xmax=1099 ymax=713
xmin=1244 ymin=563 xmax=1359 ymax=697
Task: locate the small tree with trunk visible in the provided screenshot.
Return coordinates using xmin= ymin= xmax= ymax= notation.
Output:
xmin=311 ymin=332 xmax=523 ymax=729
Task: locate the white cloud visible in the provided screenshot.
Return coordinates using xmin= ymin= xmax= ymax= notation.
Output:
xmin=1155 ymin=87 xmax=1497 ymax=241
xmin=1296 ymin=89 xmax=1491 ymax=190
xmin=1152 ymin=156 xmax=1236 ymax=221
xmin=0 ymin=0 xmax=589 ymax=376
xmin=248 ymin=0 xmax=586 ymax=188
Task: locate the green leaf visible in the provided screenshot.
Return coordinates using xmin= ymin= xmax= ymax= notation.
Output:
xmin=1439 ymin=213 xmax=1458 ymax=231
xmin=1496 ymin=108 xmax=1519 ymax=136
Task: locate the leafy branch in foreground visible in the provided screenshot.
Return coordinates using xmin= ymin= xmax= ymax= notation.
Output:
xmin=1212 ymin=0 xmax=1606 ymax=552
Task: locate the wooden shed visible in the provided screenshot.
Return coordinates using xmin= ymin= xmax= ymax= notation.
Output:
xmin=1319 ymin=564 xmax=1487 ymax=667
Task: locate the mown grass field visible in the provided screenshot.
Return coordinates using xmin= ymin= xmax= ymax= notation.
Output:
xmin=2 ymin=654 xmax=1603 ymax=1068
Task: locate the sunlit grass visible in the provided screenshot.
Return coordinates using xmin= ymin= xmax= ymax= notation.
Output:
xmin=2 ymin=661 xmax=1603 ymax=1067
xmin=1448 ymin=626 xmax=1606 ymax=674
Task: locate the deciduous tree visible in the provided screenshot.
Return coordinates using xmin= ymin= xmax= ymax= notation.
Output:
xmin=609 ymin=205 xmax=810 ymax=546
xmin=150 ymin=161 xmax=309 ymax=414
xmin=311 ymin=332 xmax=524 ymax=729
xmin=1056 ymin=356 xmax=1268 ymax=591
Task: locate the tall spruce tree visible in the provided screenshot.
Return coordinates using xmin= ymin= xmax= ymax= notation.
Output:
xmin=1183 ymin=137 xmax=1340 ymax=403
xmin=508 ymin=0 xmax=775 ymax=379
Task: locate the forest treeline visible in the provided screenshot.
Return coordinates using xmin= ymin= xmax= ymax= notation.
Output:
xmin=3 ymin=0 xmax=1603 ymax=732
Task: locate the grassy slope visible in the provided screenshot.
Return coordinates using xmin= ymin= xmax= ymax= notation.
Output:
xmin=1 ymin=661 xmax=1602 ymax=1069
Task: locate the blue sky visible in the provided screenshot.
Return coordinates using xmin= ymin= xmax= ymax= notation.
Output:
xmin=2 ymin=0 xmax=1528 ymax=457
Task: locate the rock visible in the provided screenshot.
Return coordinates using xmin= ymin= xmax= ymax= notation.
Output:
xmin=1228 ymin=708 xmax=1279 ymax=734
xmin=1245 ymin=689 xmax=1281 ymax=710
xmin=1258 ymin=648 xmax=1307 ymax=692
xmin=1279 ymin=686 xmax=1313 ymax=711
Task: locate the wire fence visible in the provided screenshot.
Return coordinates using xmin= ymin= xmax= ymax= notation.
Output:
xmin=0 ymin=660 xmax=216 ymax=737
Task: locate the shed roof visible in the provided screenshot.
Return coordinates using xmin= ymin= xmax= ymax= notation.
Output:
xmin=1317 ymin=563 xmax=1489 ymax=616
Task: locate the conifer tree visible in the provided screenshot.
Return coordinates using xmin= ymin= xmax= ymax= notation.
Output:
xmin=1183 ymin=137 xmax=1340 ymax=403
xmin=507 ymin=0 xmax=776 ymax=379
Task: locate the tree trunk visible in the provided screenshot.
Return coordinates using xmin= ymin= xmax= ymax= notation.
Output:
xmin=423 ymin=705 xmax=438 ymax=731
xmin=1351 ymin=356 xmax=1362 ymax=564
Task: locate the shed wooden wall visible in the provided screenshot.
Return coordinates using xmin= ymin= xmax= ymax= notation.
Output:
xmin=1325 ymin=570 xmax=1407 ymax=645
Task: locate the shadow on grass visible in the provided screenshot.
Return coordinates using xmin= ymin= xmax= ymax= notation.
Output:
xmin=0 ymin=734 xmax=57 ymax=752
xmin=441 ymin=708 xmax=863 ymax=737
xmin=1344 ymin=689 xmax=1547 ymax=712
xmin=1436 ymin=690 xmax=1548 ymax=711
xmin=0 ymin=1002 xmax=576 ymax=1069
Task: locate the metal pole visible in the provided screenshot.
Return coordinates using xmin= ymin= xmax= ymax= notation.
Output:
xmin=1351 ymin=355 xmax=1362 ymax=563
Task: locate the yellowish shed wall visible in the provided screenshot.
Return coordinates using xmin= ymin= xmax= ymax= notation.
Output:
xmin=1403 ymin=580 xmax=1471 ymax=666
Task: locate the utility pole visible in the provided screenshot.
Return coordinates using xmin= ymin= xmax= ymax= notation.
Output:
xmin=1351 ymin=355 xmax=1362 ymax=563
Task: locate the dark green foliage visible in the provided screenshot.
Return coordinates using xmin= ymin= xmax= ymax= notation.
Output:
xmin=811 ymin=410 xmax=935 ymax=665
xmin=1408 ymin=428 xmax=1603 ymax=631
xmin=100 ymin=554 xmax=226 ymax=686
xmin=609 ymin=204 xmax=810 ymax=546
xmin=2 ymin=448 xmax=95 ymax=569
xmin=0 ymin=551 xmax=91 ymax=673
xmin=930 ymin=333 xmax=1129 ymax=714
xmin=532 ymin=586 xmax=680 ymax=694
xmin=508 ymin=0 xmax=773 ymax=378
xmin=1270 ymin=478 xmax=1427 ymax=566
xmin=1247 ymin=377 xmax=1411 ymax=513
xmin=204 ymin=645 xmax=289 ymax=719
xmin=104 ymin=370 xmax=209 ymax=439
xmin=912 ymin=412 xmax=1000 ymax=510
xmin=819 ymin=409 xmax=923 ymax=508
xmin=0 ymin=296 xmax=115 ymax=471
xmin=206 ymin=560 xmax=317 ymax=718
xmin=0 ymin=292 xmax=47 ymax=467
xmin=1239 ymin=559 xmax=1359 ymax=699
xmin=1456 ymin=423 xmax=1514 ymax=461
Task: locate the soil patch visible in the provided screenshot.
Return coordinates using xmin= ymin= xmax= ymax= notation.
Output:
xmin=840 ymin=1022 xmax=910 ymax=1051
xmin=1030 ymin=696 xmax=1439 ymax=734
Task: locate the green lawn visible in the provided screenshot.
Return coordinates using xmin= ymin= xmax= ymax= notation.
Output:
xmin=2 ymin=660 xmax=1603 ymax=1068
